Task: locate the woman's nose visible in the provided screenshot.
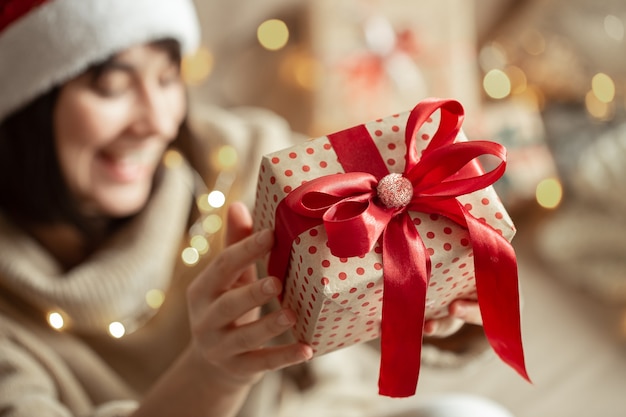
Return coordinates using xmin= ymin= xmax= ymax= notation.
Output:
xmin=130 ymin=84 xmax=180 ymax=139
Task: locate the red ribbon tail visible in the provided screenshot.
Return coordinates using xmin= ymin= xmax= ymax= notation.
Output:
xmin=378 ymin=215 xmax=429 ymax=397
xmin=467 ymin=214 xmax=531 ymax=382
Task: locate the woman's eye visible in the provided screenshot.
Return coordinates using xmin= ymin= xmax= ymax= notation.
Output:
xmin=94 ymin=71 xmax=131 ymax=97
xmin=160 ymin=64 xmax=181 ymax=86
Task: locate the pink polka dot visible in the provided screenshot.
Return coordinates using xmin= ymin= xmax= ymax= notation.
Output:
xmin=270 ymin=176 xmax=276 ymax=184
xmin=426 ymin=231 xmax=435 ymax=239
xmin=307 ymin=267 xmax=313 ymax=275
xmin=413 ymin=217 xmax=422 ymax=225
xmin=481 ymin=198 xmax=490 ymax=205
xmin=421 ymin=134 xmax=430 ymax=140
xmin=320 ymin=161 xmax=328 ymax=168
xmin=443 ymin=243 xmax=452 ymax=251
xmin=392 ymin=125 xmax=400 ymax=132
xmin=308 ymin=246 xmax=317 ymax=254
xmin=349 ymin=287 xmax=357 ymax=293
xmin=306 ymin=147 xmax=315 ymax=154
xmin=271 ymin=157 xmax=280 ymax=164
xmin=387 ymin=158 xmax=396 ymax=166
xmin=338 ymin=272 xmax=347 ymax=280
xmin=435 ymin=262 xmax=443 ymax=268
xmin=322 ymin=260 xmax=331 ymax=267
xmin=284 ymin=169 xmax=293 ymax=177
xmin=430 ymin=214 xmax=439 ymax=221
xmin=460 ymin=238 xmax=470 ymax=246
xmin=443 ymin=227 xmax=452 ymax=234
xmin=356 ymin=267 xmax=365 ymax=275
xmin=302 ymin=165 xmax=310 ymax=172
xmin=464 ymin=203 xmax=473 ymax=211
xmin=427 ymin=248 xmax=435 ymax=256
xmin=373 ymin=262 xmax=382 ymax=270
xmin=495 ymin=212 xmax=503 ymax=220
xmin=367 ymin=282 xmax=375 ymax=288
xmin=388 ymin=143 xmax=396 ymax=150
xmin=323 ymin=143 xmax=332 ymax=150
xmin=309 ymin=229 xmax=318 ymax=236
xmin=375 ymin=130 xmax=383 ymax=137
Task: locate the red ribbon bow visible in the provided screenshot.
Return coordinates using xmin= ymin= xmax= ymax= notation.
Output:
xmin=269 ymin=98 xmax=529 ymax=397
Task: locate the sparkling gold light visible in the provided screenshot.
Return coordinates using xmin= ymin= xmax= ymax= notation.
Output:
xmin=604 ymin=15 xmax=624 ymax=41
xmin=483 ymin=69 xmax=511 ymax=99
xmin=190 ymin=235 xmax=210 ymax=255
xmin=257 ymin=19 xmax=289 ymax=51
xmin=521 ymin=29 xmax=546 ymax=56
xmin=163 ymin=150 xmax=184 ymax=168
xmin=536 ymin=178 xmax=563 ymax=209
xmin=280 ymin=50 xmax=317 ymax=90
xmin=591 ymin=73 xmax=616 ymax=103
xmin=182 ymin=247 xmax=200 ymax=266
xmin=108 ymin=322 xmax=126 ymax=339
xmin=181 ymin=46 xmax=214 ymax=86
xmin=478 ymin=42 xmax=507 ymax=72
xmin=196 ymin=193 xmax=212 ymax=212
xmin=586 ymin=90 xmax=613 ymax=121
xmin=202 ymin=214 xmax=223 ymax=234
xmin=207 ymin=190 xmax=226 ymax=208
xmin=47 ymin=311 xmax=65 ymax=330
xmin=145 ymin=289 xmax=165 ymax=309
xmin=505 ymin=66 xmax=528 ymax=94
xmin=217 ymin=145 xmax=238 ymax=169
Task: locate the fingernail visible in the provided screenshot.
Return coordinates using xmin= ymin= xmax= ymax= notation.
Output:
xmin=276 ymin=310 xmax=294 ymax=326
xmin=255 ymin=229 xmax=273 ymax=246
xmin=262 ymin=278 xmax=278 ymax=295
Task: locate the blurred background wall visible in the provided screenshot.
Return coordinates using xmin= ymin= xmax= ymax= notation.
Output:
xmin=181 ymin=4 xmax=626 ymax=414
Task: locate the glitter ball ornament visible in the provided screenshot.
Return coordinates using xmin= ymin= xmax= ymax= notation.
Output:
xmin=376 ymin=173 xmax=413 ymax=208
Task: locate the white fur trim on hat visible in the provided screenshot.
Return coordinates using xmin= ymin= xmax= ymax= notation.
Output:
xmin=0 ymin=0 xmax=200 ymax=121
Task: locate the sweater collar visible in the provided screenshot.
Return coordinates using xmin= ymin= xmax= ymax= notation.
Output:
xmin=0 ymin=159 xmax=195 ymax=335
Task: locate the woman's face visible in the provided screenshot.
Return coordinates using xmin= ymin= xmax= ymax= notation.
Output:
xmin=53 ymin=43 xmax=186 ymax=218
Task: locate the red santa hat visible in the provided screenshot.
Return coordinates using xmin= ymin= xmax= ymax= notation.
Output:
xmin=0 ymin=0 xmax=200 ymax=121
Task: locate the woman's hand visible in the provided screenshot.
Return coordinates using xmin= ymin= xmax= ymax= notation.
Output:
xmin=423 ymin=299 xmax=482 ymax=338
xmin=185 ymin=202 xmax=312 ymax=387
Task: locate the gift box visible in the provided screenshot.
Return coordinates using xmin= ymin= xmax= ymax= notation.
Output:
xmin=253 ymin=98 xmax=529 ymax=397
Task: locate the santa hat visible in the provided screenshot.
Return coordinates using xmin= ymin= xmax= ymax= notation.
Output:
xmin=0 ymin=0 xmax=200 ymax=122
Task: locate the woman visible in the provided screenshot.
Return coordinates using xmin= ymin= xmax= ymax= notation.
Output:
xmin=0 ymin=1 xmax=513 ymax=416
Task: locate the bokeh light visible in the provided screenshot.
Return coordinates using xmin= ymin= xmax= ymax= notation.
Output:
xmin=207 ymin=190 xmax=226 ymax=208
xmin=202 ymin=214 xmax=223 ymax=234
xmin=216 ymin=145 xmax=238 ymax=169
xmin=591 ymin=73 xmax=615 ymax=103
xmin=181 ymin=46 xmax=214 ymax=86
xmin=145 ymin=289 xmax=165 ymax=309
xmin=108 ymin=322 xmax=126 ymax=339
xmin=536 ymin=178 xmax=563 ymax=209
xmin=483 ymin=69 xmax=511 ymax=99
xmin=163 ymin=150 xmax=184 ymax=168
xmin=604 ymin=15 xmax=624 ymax=41
xmin=47 ymin=311 xmax=65 ymax=330
xmin=257 ymin=19 xmax=289 ymax=51
xmin=181 ymin=247 xmax=200 ymax=266
xmin=585 ymin=90 xmax=614 ymax=121
xmin=190 ymin=235 xmax=210 ymax=255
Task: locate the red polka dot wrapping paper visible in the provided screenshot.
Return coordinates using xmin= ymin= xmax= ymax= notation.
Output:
xmin=252 ymin=99 xmax=528 ymax=396
xmin=254 ymin=106 xmax=515 ymax=349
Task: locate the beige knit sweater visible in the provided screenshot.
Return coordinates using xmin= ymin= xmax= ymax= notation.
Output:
xmin=0 ymin=106 xmax=488 ymax=417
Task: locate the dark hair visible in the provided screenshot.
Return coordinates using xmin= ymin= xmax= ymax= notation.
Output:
xmin=0 ymin=39 xmax=200 ymax=237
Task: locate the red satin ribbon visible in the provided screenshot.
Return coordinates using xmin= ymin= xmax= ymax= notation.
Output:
xmin=269 ymin=98 xmax=529 ymax=397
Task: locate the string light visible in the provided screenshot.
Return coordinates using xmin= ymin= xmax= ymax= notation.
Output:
xmin=145 ymin=289 xmax=166 ymax=309
xmin=47 ymin=311 xmax=65 ymax=330
xmin=535 ymin=178 xmax=563 ymax=209
xmin=181 ymin=46 xmax=214 ymax=86
xmin=483 ymin=69 xmax=511 ymax=99
xmin=257 ymin=19 xmax=289 ymax=51
xmin=604 ymin=15 xmax=624 ymax=41
xmin=591 ymin=73 xmax=615 ymax=103
xmin=108 ymin=322 xmax=126 ymax=339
